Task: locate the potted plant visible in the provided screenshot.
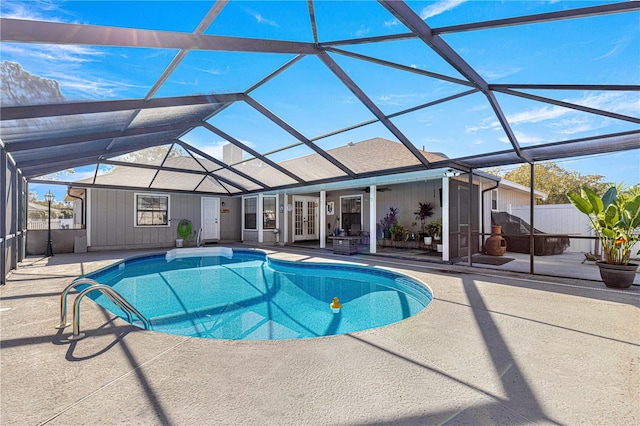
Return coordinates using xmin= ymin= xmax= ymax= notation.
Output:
xmin=414 ymin=202 xmax=434 ymax=244
xmin=426 ymin=219 xmax=442 ymax=239
xmin=379 ymin=207 xmax=399 ymax=239
xmin=567 ymin=186 xmax=640 ymax=288
xmin=426 ymin=219 xmax=443 ymax=252
xmin=389 ymin=223 xmax=406 ymax=242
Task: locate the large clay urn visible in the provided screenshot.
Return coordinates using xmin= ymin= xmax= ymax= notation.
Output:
xmin=485 ymin=225 xmax=507 ymax=256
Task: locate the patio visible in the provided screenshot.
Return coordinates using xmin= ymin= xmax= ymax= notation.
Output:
xmin=296 ymin=239 xmax=640 ymax=285
xmin=1 ymin=245 xmax=638 ymax=425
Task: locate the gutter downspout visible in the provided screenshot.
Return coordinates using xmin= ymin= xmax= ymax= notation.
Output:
xmin=66 ymin=187 xmax=85 ymax=229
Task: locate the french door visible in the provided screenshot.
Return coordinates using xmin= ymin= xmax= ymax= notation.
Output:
xmin=293 ymin=196 xmax=318 ymax=241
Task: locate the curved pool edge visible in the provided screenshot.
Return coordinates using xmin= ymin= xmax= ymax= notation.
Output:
xmin=78 ymin=246 xmax=435 ymax=341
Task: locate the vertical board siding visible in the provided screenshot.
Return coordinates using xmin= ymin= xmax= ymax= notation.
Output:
xmin=89 ymin=189 xmax=239 ymax=249
xmin=497 ymin=188 xmax=530 ymax=213
xmin=376 ymin=180 xmax=443 ymax=235
xmin=220 ymin=198 xmax=241 ymax=241
xmin=107 ymin=190 xmax=118 ymax=246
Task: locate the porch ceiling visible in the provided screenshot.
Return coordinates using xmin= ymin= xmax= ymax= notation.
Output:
xmin=1 ymin=1 xmax=638 ymax=195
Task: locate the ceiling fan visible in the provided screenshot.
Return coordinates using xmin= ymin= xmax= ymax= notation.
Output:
xmin=361 ymin=187 xmax=392 ymax=193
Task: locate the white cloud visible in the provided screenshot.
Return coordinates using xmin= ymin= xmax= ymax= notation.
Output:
xmin=1 ymin=0 xmax=63 ymax=22
xmin=353 ymin=25 xmax=370 ymax=37
xmin=481 ymin=67 xmax=523 ymax=81
xmin=382 ymin=0 xmax=466 ymax=27
xmin=1 ymin=43 xmax=104 ymax=64
xmin=465 ymin=115 xmax=500 ymax=133
xmin=498 ymin=131 xmax=548 ymax=145
xmin=195 ymin=65 xmax=231 ymax=76
xmin=467 ymin=103 xmax=489 ymax=113
xmin=575 ymin=92 xmax=638 ymax=116
xmin=504 ymin=92 xmax=638 ymax=130
xmin=378 ymin=93 xmax=419 ymax=105
xmin=551 ymin=118 xmax=597 ymax=135
xmin=506 ymin=104 xmax=569 ymax=125
xmin=242 ymin=7 xmax=279 ymax=27
xmin=593 ymin=37 xmax=630 ymax=61
xmin=420 ymin=0 xmax=467 ymax=20
xmin=383 ymin=19 xmax=399 ymax=27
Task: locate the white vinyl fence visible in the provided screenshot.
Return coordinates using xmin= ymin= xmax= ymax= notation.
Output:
xmin=509 ymin=204 xmax=595 ymax=254
xmin=28 ymin=219 xmax=77 ymax=230
xmin=509 ymin=204 xmax=640 ymax=258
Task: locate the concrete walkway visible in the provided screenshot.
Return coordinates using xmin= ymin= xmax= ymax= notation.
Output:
xmin=1 ymin=246 xmax=638 ymax=425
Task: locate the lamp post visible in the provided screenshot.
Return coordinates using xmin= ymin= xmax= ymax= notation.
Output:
xmin=45 ymin=190 xmax=54 ymax=257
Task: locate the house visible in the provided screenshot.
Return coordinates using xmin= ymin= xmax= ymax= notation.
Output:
xmin=62 ymin=137 xmax=544 ymax=262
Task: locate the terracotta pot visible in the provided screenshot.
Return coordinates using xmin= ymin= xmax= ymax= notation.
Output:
xmin=596 ymin=262 xmax=638 ymax=289
xmin=485 ymin=225 xmax=506 ymax=256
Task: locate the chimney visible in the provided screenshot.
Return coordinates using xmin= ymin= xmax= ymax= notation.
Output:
xmin=222 ymin=143 xmax=243 ymax=164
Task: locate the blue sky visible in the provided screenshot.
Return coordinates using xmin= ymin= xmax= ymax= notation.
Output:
xmin=1 ymin=0 xmax=638 ymax=201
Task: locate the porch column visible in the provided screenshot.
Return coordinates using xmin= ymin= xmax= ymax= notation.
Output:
xmin=442 ymin=177 xmax=450 ymax=262
xmin=258 ymin=194 xmax=264 ymax=243
xmin=283 ymin=193 xmax=289 ymax=245
xmin=369 ymin=184 xmax=377 ymax=254
xmin=319 ymin=191 xmax=326 ymax=249
xmin=86 ymin=188 xmax=92 ymax=247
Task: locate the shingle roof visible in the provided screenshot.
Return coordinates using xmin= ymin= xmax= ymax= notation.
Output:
xmin=72 ymin=137 xmax=449 ymax=194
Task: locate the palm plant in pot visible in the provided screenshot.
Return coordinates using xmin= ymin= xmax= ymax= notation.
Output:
xmin=567 ymin=186 xmax=640 ymax=288
xmin=414 ymin=202 xmax=434 ymax=244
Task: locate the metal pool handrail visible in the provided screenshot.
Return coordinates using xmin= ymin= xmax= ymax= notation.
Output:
xmin=70 ymin=284 xmax=150 ymax=340
xmin=57 ymin=278 xmax=112 ymax=329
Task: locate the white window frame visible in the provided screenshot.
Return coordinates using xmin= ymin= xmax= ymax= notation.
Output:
xmin=491 ymin=189 xmax=499 ymax=211
xmin=134 ymin=192 xmax=170 ymax=228
xmin=243 ymin=196 xmax=258 ymax=230
xmin=262 ymin=195 xmax=277 ymax=230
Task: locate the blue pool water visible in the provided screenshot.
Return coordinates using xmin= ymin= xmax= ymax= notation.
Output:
xmin=82 ymin=248 xmax=432 ymax=340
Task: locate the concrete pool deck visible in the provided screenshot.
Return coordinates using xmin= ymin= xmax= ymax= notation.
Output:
xmin=1 ymin=245 xmax=638 ymax=425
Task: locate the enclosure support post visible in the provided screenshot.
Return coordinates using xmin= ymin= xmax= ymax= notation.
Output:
xmin=1 ymin=147 xmax=7 ymax=285
xmin=468 ymin=170 xmax=473 ymax=267
xmin=529 ymin=163 xmax=535 ymax=274
xmin=12 ymin=164 xmax=19 ymax=272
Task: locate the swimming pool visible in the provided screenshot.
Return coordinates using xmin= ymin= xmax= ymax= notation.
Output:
xmin=81 ymin=247 xmax=432 ymax=340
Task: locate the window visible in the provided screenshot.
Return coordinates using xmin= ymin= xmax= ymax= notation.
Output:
xmin=491 ymin=189 xmax=498 ymax=211
xmin=263 ymin=196 xmax=276 ymax=229
xmin=244 ymin=197 xmax=257 ymax=230
xmin=135 ymin=193 xmax=169 ymax=226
